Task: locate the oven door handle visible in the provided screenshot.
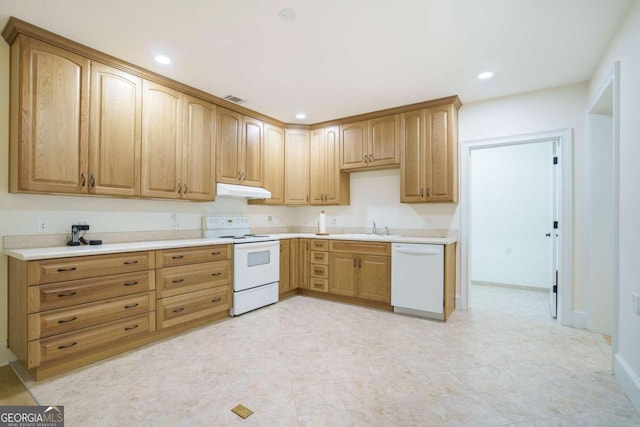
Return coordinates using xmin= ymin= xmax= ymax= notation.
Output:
xmin=234 ymin=241 xmax=278 ymax=250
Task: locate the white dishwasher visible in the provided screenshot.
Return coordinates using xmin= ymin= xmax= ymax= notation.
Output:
xmin=391 ymin=243 xmax=445 ymax=320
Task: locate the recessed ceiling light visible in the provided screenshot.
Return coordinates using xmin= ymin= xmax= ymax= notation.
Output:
xmin=154 ymin=55 xmax=172 ymax=65
xmin=295 ymin=113 xmax=306 ymax=119
xmin=279 ymin=8 xmax=296 ymax=22
xmin=478 ymin=71 xmax=494 ymax=80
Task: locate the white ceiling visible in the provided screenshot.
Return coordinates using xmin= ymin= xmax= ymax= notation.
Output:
xmin=0 ymin=0 xmax=632 ymax=124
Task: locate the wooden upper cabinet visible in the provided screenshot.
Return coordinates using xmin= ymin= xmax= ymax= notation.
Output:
xmin=425 ymin=104 xmax=458 ymax=202
xmin=260 ymin=124 xmax=285 ymax=204
xmin=340 ymin=115 xmax=399 ymax=171
xmin=141 ymin=81 xmax=182 ymax=199
xmin=368 ymin=115 xmax=400 ymax=167
xmin=10 ymin=36 xmax=90 ymax=194
xmin=339 ymin=121 xmax=368 ymax=170
xmin=242 ymin=116 xmax=263 ymax=187
xmin=310 ymin=126 xmax=349 ymax=205
xmin=400 ymin=110 xmax=425 ymax=202
xmin=216 ymin=108 xmax=263 ymax=187
xmin=400 ymin=103 xmax=458 ymax=203
xmin=284 ymin=129 xmax=310 ymax=205
xmin=89 ymin=62 xmax=142 ymax=197
xmin=182 ymin=95 xmax=216 ymax=201
xmin=216 ymin=107 xmax=242 ymax=184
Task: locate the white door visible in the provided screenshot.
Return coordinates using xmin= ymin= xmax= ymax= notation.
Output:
xmin=549 ymin=140 xmax=560 ymax=318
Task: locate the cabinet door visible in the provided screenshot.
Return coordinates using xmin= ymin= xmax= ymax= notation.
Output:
xmin=141 ymin=80 xmax=182 ymax=199
xmin=242 ymin=116 xmax=263 ymax=186
xmin=368 ymin=115 xmax=399 ymax=167
xmin=339 ymin=121 xmax=368 ymax=170
xmin=261 ymin=124 xmax=285 ymax=204
xmin=400 ymin=110 xmax=426 ymax=202
xmin=182 ymin=95 xmax=216 ymax=201
xmin=323 ymin=126 xmax=348 ymax=205
xmin=328 ymin=253 xmax=358 ymax=297
xmin=425 ymin=105 xmax=458 ymax=202
xmin=285 ymin=129 xmax=310 ymax=205
xmin=279 ymin=240 xmax=290 ymax=293
xmin=358 ymin=255 xmax=391 ymax=303
xmin=298 ymin=239 xmax=310 ymax=289
xmin=289 ymin=239 xmax=299 ymax=290
xmin=89 ymin=62 xmax=141 ymax=197
xmin=309 ymin=128 xmax=325 ymax=205
xmin=15 ymin=37 xmax=89 ymax=193
xmin=216 ymin=107 xmax=242 ymax=184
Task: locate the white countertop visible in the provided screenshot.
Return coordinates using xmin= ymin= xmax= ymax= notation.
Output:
xmin=4 ymin=234 xmax=456 ymax=261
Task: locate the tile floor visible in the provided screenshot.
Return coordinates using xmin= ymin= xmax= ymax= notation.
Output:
xmin=14 ymin=286 xmax=640 ymax=426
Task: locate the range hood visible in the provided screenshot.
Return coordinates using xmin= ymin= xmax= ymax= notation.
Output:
xmin=216 ymin=183 xmax=271 ymax=199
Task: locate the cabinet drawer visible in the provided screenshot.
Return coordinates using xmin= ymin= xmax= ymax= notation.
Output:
xmin=329 ymin=240 xmax=391 ymax=256
xmin=311 ymin=240 xmax=328 ymax=251
xmin=28 ymin=271 xmax=155 ymax=313
xmin=311 ymin=264 xmax=328 ymax=279
xmin=157 ymin=286 xmax=230 ymax=329
xmin=155 ymin=245 xmax=231 ymax=268
xmin=156 ymin=260 xmax=231 ymax=298
xmin=310 ymin=251 xmax=328 ymax=265
xmin=27 ymin=252 xmax=154 ymax=285
xmin=310 ymin=278 xmax=328 ymax=293
xmin=27 ymin=312 xmax=155 ymax=368
xmin=28 ymin=292 xmax=155 ymax=340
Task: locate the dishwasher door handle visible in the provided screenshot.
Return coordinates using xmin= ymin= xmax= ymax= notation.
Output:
xmin=393 ymin=248 xmax=442 ymax=256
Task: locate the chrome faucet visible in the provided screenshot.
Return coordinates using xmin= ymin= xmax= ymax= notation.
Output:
xmin=372 ymin=221 xmax=377 ymax=235
xmin=385 ymin=226 xmax=390 ymax=235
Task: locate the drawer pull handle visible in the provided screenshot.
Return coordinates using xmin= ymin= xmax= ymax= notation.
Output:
xmin=58 ymin=342 xmax=77 ymax=350
xmin=211 ymin=251 xmax=222 ymax=255
xmin=172 ymin=279 xmax=184 ymax=284
xmin=124 ymin=303 xmax=139 ymax=309
xmin=124 ymin=324 xmax=139 ymax=331
xmin=171 ymin=255 xmax=184 ymax=259
xmin=173 ymin=307 xmax=184 ymax=313
xmin=314 ymin=268 xmax=323 ymax=274
xmin=211 ymin=297 xmax=222 ymax=303
xmin=211 ymin=272 xmax=222 ymax=277
xmin=123 ymin=281 xmax=139 ymax=286
xmin=57 ymin=291 xmax=77 ymax=298
xmin=123 ymin=260 xmax=139 ymax=265
xmin=57 ymin=267 xmax=77 ymax=272
xmin=315 ymin=255 xmax=323 ymax=260
xmin=57 ymin=316 xmax=77 ymax=324
xmin=314 ymin=283 xmax=323 ymax=289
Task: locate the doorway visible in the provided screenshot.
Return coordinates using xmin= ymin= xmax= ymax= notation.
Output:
xmin=469 ymin=140 xmax=558 ymax=317
xmin=460 ymin=129 xmax=573 ymax=326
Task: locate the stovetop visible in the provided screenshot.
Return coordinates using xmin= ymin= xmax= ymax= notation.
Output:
xmin=202 ymin=216 xmax=276 ymax=243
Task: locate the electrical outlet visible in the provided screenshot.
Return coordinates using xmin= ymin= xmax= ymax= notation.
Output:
xmin=331 ymin=217 xmax=337 ymax=226
xmin=171 ymin=213 xmax=180 ymax=229
xmin=632 ymin=292 xmax=640 ymax=316
xmin=267 ymin=215 xmax=272 ymax=222
xmin=37 ymin=218 xmax=49 ymax=233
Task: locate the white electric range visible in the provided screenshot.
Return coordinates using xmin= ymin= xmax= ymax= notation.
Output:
xmin=203 ymin=216 xmax=279 ymax=316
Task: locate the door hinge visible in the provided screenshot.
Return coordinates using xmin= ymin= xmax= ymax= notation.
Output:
xmin=553 ymin=270 xmax=558 ymax=293
xmin=553 ymin=221 xmax=558 ymax=229
xmin=553 ymin=156 xmax=558 ymax=165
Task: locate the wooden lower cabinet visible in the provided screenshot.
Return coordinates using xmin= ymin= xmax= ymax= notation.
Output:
xmin=8 ymin=244 xmax=232 ymax=380
xmin=327 ymin=241 xmax=391 ymax=304
xmin=298 ymin=239 xmax=310 ymax=289
xmin=279 ymin=239 xmax=291 ymax=293
xmin=155 ymin=245 xmax=232 ymax=330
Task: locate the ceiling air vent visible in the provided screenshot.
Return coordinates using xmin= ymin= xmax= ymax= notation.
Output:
xmin=224 ymin=94 xmax=246 ymax=104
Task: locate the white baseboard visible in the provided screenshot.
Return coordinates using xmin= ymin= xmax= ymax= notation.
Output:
xmin=456 ymin=295 xmax=462 ymax=310
xmin=615 ymin=352 xmax=640 ymax=414
xmin=571 ymin=310 xmax=587 ymax=329
xmin=0 ymin=340 xmax=17 ymax=366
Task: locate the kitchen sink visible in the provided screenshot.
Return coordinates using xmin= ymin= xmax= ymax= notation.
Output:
xmin=334 ymin=233 xmax=400 ymax=240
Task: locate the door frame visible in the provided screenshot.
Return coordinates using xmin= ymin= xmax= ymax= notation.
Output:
xmin=585 ymin=62 xmax=620 ymax=354
xmin=459 ymin=129 xmax=574 ymax=326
